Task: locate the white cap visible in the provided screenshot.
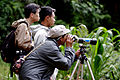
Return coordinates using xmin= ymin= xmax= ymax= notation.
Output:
xmin=47 ymin=25 xmax=70 ymax=38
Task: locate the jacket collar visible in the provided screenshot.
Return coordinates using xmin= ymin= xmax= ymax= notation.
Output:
xmin=47 ymin=38 xmax=60 ymax=49
xmin=40 ymin=24 xmax=50 ymax=31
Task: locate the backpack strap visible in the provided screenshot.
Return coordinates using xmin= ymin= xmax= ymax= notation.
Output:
xmin=19 ymin=21 xmax=28 ymax=28
xmin=10 ymin=63 xmax=14 ymax=77
xmin=14 ymin=21 xmax=29 ymax=48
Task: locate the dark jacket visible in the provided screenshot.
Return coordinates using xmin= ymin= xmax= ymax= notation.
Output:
xmin=19 ymin=38 xmax=76 ymax=80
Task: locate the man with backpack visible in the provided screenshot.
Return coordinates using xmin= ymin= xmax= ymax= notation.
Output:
xmin=12 ymin=2 xmax=40 ymax=74
xmin=13 ymin=3 xmax=40 ymax=54
xmin=1 ymin=3 xmax=40 ymax=76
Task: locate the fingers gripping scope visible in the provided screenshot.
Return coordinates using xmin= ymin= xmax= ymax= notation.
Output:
xmin=72 ymin=35 xmax=97 ymax=45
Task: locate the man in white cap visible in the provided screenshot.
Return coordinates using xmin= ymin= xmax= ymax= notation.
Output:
xmin=19 ymin=25 xmax=81 ymax=80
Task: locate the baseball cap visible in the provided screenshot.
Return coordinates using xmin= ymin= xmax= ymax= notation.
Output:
xmin=47 ymin=25 xmax=70 ymax=38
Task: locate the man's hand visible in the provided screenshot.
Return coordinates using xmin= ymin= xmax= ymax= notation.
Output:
xmin=66 ymin=35 xmax=74 ymax=47
xmin=75 ymin=49 xmax=81 ymax=58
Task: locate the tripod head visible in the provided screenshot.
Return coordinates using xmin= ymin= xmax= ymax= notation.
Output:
xmin=79 ymin=44 xmax=88 ymax=64
xmin=79 ymin=45 xmax=87 ymax=53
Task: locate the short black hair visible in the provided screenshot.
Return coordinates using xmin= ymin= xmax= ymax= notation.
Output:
xmin=40 ymin=6 xmax=56 ymax=21
xmin=24 ymin=3 xmax=40 ymax=18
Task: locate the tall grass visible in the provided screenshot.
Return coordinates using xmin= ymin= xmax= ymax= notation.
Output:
xmin=57 ymin=25 xmax=120 ymax=80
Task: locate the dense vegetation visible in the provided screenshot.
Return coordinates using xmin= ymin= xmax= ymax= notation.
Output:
xmin=0 ymin=0 xmax=120 ymax=80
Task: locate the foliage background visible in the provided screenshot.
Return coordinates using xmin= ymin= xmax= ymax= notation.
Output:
xmin=0 ymin=0 xmax=114 ymax=46
xmin=0 ymin=0 xmax=120 ymax=80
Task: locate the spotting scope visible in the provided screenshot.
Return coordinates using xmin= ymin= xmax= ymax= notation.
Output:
xmin=72 ymin=35 xmax=97 ymax=45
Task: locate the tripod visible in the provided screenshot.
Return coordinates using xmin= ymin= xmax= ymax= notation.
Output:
xmin=69 ymin=45 xmax=95 ymax=80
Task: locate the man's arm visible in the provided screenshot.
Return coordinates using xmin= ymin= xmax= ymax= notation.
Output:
xmin=39 ymin=41 xmax=76 ymax=71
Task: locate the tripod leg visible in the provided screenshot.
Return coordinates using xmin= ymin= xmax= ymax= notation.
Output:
xmin=76 ymin=63 xmax=84 ymax=80
xmin=69 ymin=59 xmax=80 ymax=80
xmin=85 ymin=59 xmax=95 ymax=80
xmin=81 ymin=64 xmax=84 ymax=80
xmin=76 ymin=63 xmax=82 ymax=80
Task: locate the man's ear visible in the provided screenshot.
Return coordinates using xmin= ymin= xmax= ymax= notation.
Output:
xmin=45 ymin=16 xmax=50 ymax=21
xmin=57 ymin=37 xmax=62 ymax=45
xmin=30 ymin=13 xmax=34 ymax=18
xmin=59 ymin=37 xmax=63 ymax=42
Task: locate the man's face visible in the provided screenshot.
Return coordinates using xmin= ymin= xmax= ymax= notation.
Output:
xmin=60 ymin=34 xmax=68 ymax=45
xmin=47 ymin=12 xmax=55 ymax=27
xmin=32 ymin=9 xmax=40 ymax=22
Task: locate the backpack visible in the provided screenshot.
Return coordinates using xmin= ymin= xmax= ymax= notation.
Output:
xmin=1 ymin=21 xmax=28 ymax=63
